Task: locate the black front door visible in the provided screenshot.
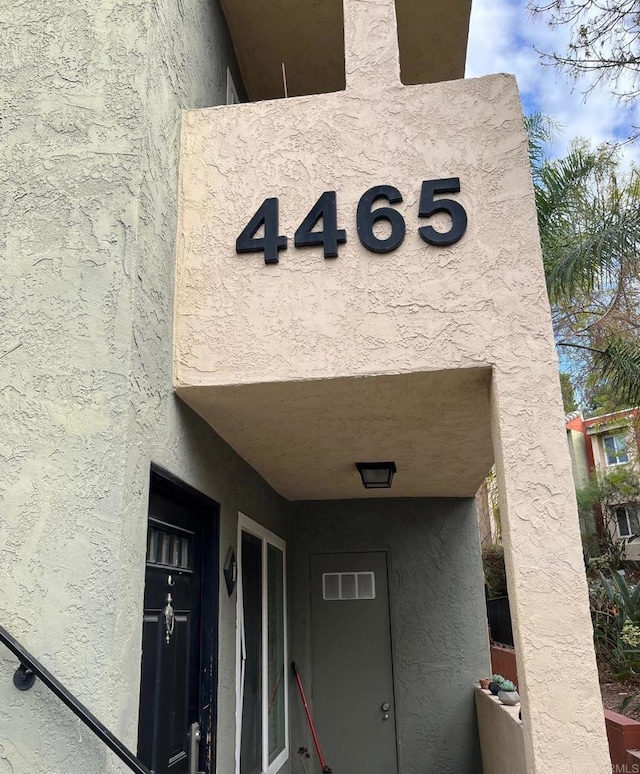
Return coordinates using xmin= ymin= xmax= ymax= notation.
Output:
xmin=137 ymin=469 xmax=218 ymax=774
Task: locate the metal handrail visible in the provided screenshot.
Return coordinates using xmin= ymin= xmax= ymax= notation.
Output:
xmin=0 ymin=624 xmax=151 ymax=774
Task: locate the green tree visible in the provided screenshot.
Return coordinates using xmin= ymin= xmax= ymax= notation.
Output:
xmin=526 ymin=115 xmax=640 ymax=405
xmin=578 ymin=464 xmax=640 ymax=562
xmin=560 ymin=371 xmax=578 ymax=412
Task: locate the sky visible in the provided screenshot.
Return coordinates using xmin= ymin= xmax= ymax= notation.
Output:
xmin=465 ymin=0 xmax=640 ymax=164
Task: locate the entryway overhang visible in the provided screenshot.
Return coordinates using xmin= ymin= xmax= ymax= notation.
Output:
xmin=177 ymin=367 xmax=493 ymax=500
xmin=174 ymin=3 xmax=527 ymax=505
xmin=220 ymin=0 xmax=472 ymax=100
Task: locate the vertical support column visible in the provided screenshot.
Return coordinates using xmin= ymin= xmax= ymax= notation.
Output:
xmin=343 ymin=0 xmax=401 ymax=93
xmin=490 ymin=366 xmax=610 ymax=773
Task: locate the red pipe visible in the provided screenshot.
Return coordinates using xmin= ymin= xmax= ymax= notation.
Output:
xmin=292 ymin=662 xmax=332 ymax=774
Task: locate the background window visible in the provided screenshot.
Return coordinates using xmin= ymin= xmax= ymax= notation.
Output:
xmin=604 ymin=434 xmax=629 ymax=466
xmin=616 ymin=506 xmax=639 ymax=538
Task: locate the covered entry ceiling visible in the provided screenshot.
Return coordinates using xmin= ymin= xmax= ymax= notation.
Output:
xmin=220 ymin=0 xmax=472 ymax=101
xmin=178 ymin=367 xmax=494 ymax=501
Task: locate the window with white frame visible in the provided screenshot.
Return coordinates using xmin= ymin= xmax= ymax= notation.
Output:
xmin=236 ymin=514 xmax=288 ymax=774
xmin=616 ymin=505 xmax=639 ymax=539
xmin=603 ymin=434 xmax=630 ymax=466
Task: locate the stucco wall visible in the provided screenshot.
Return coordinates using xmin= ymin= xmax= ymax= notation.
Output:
xmin=289 ymin=498 xmax=489 ymax=774
xmin=0 ymin=1 xmax=285 ymax=773
xmin=475 ymin=688 xmax=526 ymax=774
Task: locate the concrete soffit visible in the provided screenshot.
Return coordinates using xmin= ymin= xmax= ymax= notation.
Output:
xmin=220 ymin=0 xmax=472 ymax=101
xmin=177 ymin=368 xmax=495 ymax=501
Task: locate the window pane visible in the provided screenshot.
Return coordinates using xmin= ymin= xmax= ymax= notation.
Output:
xmin=630 ymin=507 xmax=639 ymax=536
xmin=617 ymin=508 xmax=631 ymax=537
xmin=605 ymin=434 xmax=629 ymax=465
xmin=267 ymin=544 xmax=285 ymax=764
xmin=241 ymin=532 xmax=263 ymax=774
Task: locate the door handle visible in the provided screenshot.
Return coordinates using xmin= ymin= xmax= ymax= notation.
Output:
xmin=189 ymin=722 xmax=205 ymax=774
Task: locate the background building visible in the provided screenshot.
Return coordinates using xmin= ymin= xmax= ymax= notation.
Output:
xmin=567 ymin=408 xmax=640 ymax=558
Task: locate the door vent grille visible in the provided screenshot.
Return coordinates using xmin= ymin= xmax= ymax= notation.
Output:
xmin=322 ymin=572 xmax=376 ymax=600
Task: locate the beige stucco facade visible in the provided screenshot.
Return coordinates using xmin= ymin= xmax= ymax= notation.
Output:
xmin=174 ymin=0 xmax=610 ymax=772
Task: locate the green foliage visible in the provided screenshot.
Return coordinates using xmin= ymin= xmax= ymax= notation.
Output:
xmin=491 ymin=674 xmax=508 ymax=687
xmin=526 ymin=115 xmax=640 ymax=406
xmin=584 ymin=371 xmax=632 ymax=416
xmin=598 ymin=570 xmax=640 ymax=621
xmin=482 ymin=544 xmax=508 ymax=598
xmin=560 ymin=372 xmax=578 ymax=412
xmin=591 ymin=572 xmax=640 ymax=680
xmin=578 ymin=460 xmax=640 ymax=569
xmin=500 ymin=680 xmax=517 ymax=692
xmin=598 ymin=464 xmax=640 ymax=503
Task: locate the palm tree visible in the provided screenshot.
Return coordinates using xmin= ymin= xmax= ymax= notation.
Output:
xmin=526 ymin=114 xmax=640 ymax=408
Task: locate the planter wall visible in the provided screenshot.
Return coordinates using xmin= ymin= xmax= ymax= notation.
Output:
xmin=490 ymin=643 xmax=640 ymax=769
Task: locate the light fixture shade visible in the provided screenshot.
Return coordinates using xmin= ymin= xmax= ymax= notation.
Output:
xmin=355 ymin=461 xmax=397 ymax=489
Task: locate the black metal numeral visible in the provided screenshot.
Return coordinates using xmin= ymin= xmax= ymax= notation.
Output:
xmin=418 ymin=178 xmax=467 ymax=246
xmin=294 ymin=191 xmax=346 ymax=258
xmin=356 ymin=185 xmax=405 ymax=253
xmin=236 ymin=197 xmax=287 ymax=264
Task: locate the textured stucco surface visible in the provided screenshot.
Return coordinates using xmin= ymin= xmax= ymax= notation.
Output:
xmin=181 ymin=367 xmax=494 ymax=499
xmin=490 ymin=369 xmax=610 ymax=772
xmin=174 ymin=39 xmax=555 ymax=504
xmin=0 ymin=1 xmax=287 ymax=773
xmin=174 ymin=0 xmax=611 ymax=770
xmin=475 ymin=688 xmax=526 ymax=774
xmin=289 ymin=499 xmax=489 ymax=774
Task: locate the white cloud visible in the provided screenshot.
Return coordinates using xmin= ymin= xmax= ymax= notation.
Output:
xmin=465 ymin=0 xmax=640 ymax=166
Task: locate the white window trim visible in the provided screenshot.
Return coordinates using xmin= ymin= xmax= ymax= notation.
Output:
xmin=226 ymin=67 xmax=240 ymax=105
xmin=235 ymin=512 xmax=288 ymax=774
xmin=617 ymin=505 xmax=636 ymax=539
xmin=603 ymin=433 xmax=630 ymax=467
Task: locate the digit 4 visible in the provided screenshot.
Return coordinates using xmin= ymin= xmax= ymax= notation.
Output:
xmin=294 ymin=191 xmax=346 ymax=258
xmin=236 ymin=197 xmax=287 ymax=264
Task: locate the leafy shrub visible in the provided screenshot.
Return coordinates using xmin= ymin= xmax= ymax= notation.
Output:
xmin=483 ymin=544 xmax=507 ymax=598
xmin=591 ymin=572 xmax=640 ymax=680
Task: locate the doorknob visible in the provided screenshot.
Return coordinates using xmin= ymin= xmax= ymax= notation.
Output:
xmin=189 ymin=722 xmax=205 ymax=774
xmin=381 ymin=702 xmax=390 ymax=712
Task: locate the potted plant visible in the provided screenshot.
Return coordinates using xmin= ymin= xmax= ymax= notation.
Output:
xmin=479 ymin=677 xmax=491 ymax=689
xmin=488 ymin=674 xmax=506 ymax=695
xmin=498 ymin=679 xmax=520 ymax=705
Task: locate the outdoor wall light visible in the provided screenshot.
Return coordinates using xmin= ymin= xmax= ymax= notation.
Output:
xmin=355 ymin=461 xmax=397 ymax=489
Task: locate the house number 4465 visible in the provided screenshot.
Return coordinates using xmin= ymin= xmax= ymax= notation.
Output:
xmin=235 ymin=178 xmax=468 ymax=264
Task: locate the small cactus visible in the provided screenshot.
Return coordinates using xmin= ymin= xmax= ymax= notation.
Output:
xmin=491 ymin=674 xmax=507 ymax=686
xmin=500 ymin=680 xmax=516 ymax=692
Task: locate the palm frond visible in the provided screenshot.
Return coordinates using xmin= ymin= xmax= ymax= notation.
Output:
xmin=594 ymin=337 xmax=640 ymax=406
